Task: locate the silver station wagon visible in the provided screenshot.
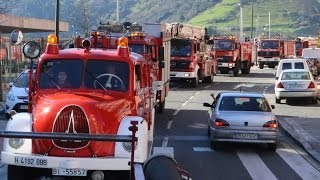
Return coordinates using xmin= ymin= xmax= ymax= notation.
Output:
xmin=203 ymin=92 xmax=278 ymax=151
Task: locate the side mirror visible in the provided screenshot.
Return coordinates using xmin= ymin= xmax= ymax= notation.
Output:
xmin=159 ymin=61 xmax=165 ymax=68
xmin=158 ymin=46 xmax=164 ymax=61
xmin=23 ymin=41 xmax=41 ymax=59
xmin=8 ymin=82 xmax=13 ymax=87
xmin=203 ymin=102 xmax=212 ymax=108
xmin=11 ymin=29 xmax=23 ymax=45
xmin=271 ymin=105 xmax=275 ymax=109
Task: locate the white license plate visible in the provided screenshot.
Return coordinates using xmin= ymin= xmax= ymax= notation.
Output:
xmin=288 ymin=84 xmax=303 ymax=88
xmin=20 ymin=105 xmax=28 ymax=110
xmin=233 ymin=133 xmax=258 ymax=139
xmin=221 ymin=63 xmax=229 ymax=66
xmin=14 ymin=156 xmax=48 ymax=167
xmin=52 ymin=168 xmax=87 ymax=176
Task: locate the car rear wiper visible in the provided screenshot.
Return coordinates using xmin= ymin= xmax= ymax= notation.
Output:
xmin=43 ymin=71 xmax=60 ymax=89
xmin=84 ymin=68 xmax=107 ymax=92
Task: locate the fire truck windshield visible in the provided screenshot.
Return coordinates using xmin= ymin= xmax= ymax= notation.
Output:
xmin=171 ymin=39 xmax=192 ymax=57
xmin=214 ymin=40 xmax=233 ymax=50
xmin=260 ymin=40 xmax=279 ymax=49
xmin=129 ymin=44 xmax=147 ymax=54
xmin=84 ymin=60 xmax=129 ymax=92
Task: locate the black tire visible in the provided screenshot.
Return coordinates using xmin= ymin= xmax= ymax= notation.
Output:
xmin=241 ymin=62 xmax=250 ymax=74
xmin=268 ymin=143 xmax=277 ymax=152
xmin=275 ymin=97 xmax=280 ymax=104
xmin=157 ymin=100 xmax=165 ymax=113
xmin=233 ymin=62 xmax=239 ymax=76
xmin=268 ymin=65 xmax=276 ymax=68
xmin=311 ymin=98 xmax=318 ymax=104
xmin=191 ymin=77 xmax=199 ymax=88
xmin=259 ymin=63 xmax=264 ymax=69
xmin=210 ymin=141 xmax=220 ymax=150
xmin=207 ymin=125 xmax=211 ymax=136
xmin=204 ymin=73 xmax=214 ymax=83
xmin=8 ymin=165 xmax=32 ymax=180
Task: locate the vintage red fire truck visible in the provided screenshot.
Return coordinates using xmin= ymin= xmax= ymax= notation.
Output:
xmin=212 ymin=36 xmax=255 ymax=76
xmin=1 ymin=32 xmax=161 ymax=179
xmin=168 ymin=23 xmax=216 ymax=87
xmin=97 ymin=21 xmax=171 ymax=113
xmin=257 ymin=38 xmax=283 ymax=69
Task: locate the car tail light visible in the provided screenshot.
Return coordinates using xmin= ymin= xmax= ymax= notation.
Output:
xmin=276 ymin=82 xmax=284 ymax=88
xmin=308 ymin=82 xmax=315 ymax=88
xmin=214 ymin=118 xmax=229 ymax=127
xmin=263 ymin=120 xmax=278 ymax=128
xmin=189 ymin=62 xmax=195 ymax=68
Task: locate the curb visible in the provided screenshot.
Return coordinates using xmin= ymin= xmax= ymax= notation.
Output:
xmin=278 ymin=118 xmax=320 ymax=164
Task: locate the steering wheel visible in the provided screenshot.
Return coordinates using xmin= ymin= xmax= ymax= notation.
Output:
xmin=93 ymin=73 xmax=125 ymax=90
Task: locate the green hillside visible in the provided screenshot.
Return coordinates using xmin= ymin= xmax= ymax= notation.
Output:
xmin=189 ymin=0 xmax=320 ymax=37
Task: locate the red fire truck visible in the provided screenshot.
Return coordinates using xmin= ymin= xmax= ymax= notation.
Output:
xmin=257 ymin=38 xmax=283 ymax=69
xmin=1 ymin=33 xmax=165 ymax=179
xmin=97 ymin=21 xmax=171 ymax=113
xmin=212 ymin=36 xmax=255 ymax=75
xmin=168 ymin=23 xmax=216 ymax=87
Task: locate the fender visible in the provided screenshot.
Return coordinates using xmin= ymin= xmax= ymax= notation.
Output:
xmin=3 ymin=113 xmax=32 ymax=154
xmin=115 ymin=116 xmax=149 ymax=163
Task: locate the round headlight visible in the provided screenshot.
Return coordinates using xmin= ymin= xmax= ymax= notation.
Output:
xmin=9 ymin=138 xmax=24 ymax=149
xmin=122 ymin=141 xmax=137 ymax=152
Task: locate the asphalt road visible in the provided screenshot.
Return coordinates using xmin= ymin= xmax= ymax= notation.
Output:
xmin=0 ymin=66 xmax=320 ymax=179
xmin=153 ymin=66 xmax=320 ymax=180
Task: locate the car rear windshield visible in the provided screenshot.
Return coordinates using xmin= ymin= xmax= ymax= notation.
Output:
xmin=219 ymin=96 xmax=271 ymax=112
xmin=281 ymin=71 xmax=310 ymax=80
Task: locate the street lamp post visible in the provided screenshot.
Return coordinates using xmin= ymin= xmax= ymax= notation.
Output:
xmin=55 ymin=0 xmax=60 ymax=43
xmin=251 ymin=0 xmax=254 ymax=39
xmin=71 ymin=25 xmax=75 ymax=38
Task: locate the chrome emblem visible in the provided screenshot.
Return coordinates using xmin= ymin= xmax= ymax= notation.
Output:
xmin=66 ymin=110 xmax=77 ymax=133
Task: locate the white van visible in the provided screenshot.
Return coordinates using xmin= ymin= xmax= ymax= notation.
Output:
xmin=275 ymin=58 xmax=309 ymax=79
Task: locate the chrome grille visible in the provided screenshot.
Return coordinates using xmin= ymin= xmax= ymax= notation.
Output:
xmin=52 ymin=105 xmax=90 ymax=149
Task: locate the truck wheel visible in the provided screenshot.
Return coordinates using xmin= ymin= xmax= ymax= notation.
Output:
xmin=8 ymin=165 xmax=32 ymax=180
xmin=157 ymin=100 xmax=165 ymax=113
xmin=268 ymin=65 xmax=276 ymax=68
xmin=259 ymin=63 xmax=264 ymax=69
xmin=311 ymin=98 xmax=317 ymax=104
xmin=275 ymin=97 xmax=281 ymax=104
xmin=204 ymin=73 xmax=214 ymax=83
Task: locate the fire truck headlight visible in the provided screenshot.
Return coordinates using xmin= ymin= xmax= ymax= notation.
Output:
xmin=9 ymin=138 xmax=24 ymax=149
xmin=184 ymin=73 xmax=190 ymax=77
xmin=228 ymin=63 xmax=233 ymax=67
xmin=122 ymin=141 xmax=137 ymax=152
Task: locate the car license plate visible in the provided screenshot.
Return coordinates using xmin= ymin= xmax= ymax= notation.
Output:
xmin=20 ymin=105 xmax=28 ymax=110
xmin=52 ymin=168 xmax=87 ymax=176
xmin=14 ymin=156 xmax=48 ymax=167
xmin=221 ymin=63 xmax=229 ymax=67
xmin=233 ymin=133 xmax=258 ymax=139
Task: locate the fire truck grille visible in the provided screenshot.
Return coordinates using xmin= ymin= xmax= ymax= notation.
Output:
xmin=258 ymin=51 xmax=280 ymax=57
xmin=52 ymin=106 xmax=90 ymax=149
xmin=170 ymin=60 xmax=190 ymax=70
xmin=217 ymin=56 xmax=233 ymax=63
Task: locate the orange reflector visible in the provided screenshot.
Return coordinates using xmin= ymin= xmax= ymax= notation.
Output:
xmin=118 ymin=37 xmax=128 ymax=47
xmin=48 ymin=34 xmax=58 ymax=44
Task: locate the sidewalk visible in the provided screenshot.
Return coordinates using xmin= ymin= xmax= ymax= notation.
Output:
xmin=278 ymin=81 xmax=320 ymax=163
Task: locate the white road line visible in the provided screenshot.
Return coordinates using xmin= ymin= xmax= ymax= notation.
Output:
xmin=277 ymin=147 xmax=320 ymax=179
xmin=189 ymin=96 xmax=194 ymax=100
xmin=166 ymin=120 xmax=173 ymax=129
xmin=237 ymin=151 xmax=277 ymax=180
xmin=205 ymin=85 xmax=211 ymax=89
xmin=193 ymin=147 xmax=214 ymax=152
xmin=162 ymin=136 xmax=169 ymax=147
xmin=173 ymin=109 xmax=180 ymax=116
xmin=195 ymin=92 xmax=200 ymax=95
xmin=182 ymin=101 xmax=188 ymax=106
xmin=153 ymin=147 xmax=174 ymax=158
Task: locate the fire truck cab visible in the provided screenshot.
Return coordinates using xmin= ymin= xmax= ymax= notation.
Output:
xmin=1 ymin=33 xmax=156 ymax=179
xmin=257 ymin=38 xmax=283 ymax=69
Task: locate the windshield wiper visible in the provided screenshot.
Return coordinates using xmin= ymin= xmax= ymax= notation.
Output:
xmin=43 ymin=71 xmax=60 ymax=89
xmin=85 ymin=68 xmax=108 ymax=92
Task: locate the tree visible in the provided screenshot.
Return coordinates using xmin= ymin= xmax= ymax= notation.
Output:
xmin=68 ymin=0 xmax=93 ymax=37
xmin=0 ymin=0 xmax=14 ymax=14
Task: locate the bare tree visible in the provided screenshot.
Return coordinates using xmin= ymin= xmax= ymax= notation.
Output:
xmin=0 ymin=0 xmax=14 ymax=14
xmin=68 ymin=0 xmax=93 ymax=37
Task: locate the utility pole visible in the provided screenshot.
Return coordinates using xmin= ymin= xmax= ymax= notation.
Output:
xmin=251 ymin=0 xmax=254 ymax=39
xmin=240 ymin=5 xmax=243 ymax=41
xmin=55 ymin=0 xmax=60 ymax=43
xmin=0 ymin=32 xmax=2 ymax=102
xmin=116 ymin=0 xmax=119 ymax=21
xmin=268 ymin=12 xmax=271 ymax=39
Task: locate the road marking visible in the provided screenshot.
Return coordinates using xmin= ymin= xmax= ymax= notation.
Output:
xmin=233 ymin=84 xmax=255 ymax=89
xmin=154 ymin=135 xmax=208 ymax=141
xmin=162 ymin=136 xmax=169 ymax=147
xmin=182 ymin=101 xmax=188 ymax=106
xmin=189 ymin=96 xmax=194 ymax=100
xmin=173 ymin=109 xmax=180 ymax=116
xmin=205 ymin=85 xmax=211 ymax=89
xmin=153 ymin=147 xmax=174 ymax=158
xmin=193 ymin=147 xmax=214 ymax=152
xmin=277 ymin=147 xmax=320 ymax=179
xmin=166 ymin=120 xmax=173 ymax=129
xmin=195 ymin=92 xmax=200 ymax=95
xmin=237 ymin=151 xmax=277 ymax=180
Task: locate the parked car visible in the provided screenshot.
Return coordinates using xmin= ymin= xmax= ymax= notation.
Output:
xmin=275 ymin=58 xmax=309 ymax=79
xmin=275 ymin=69 xmax=318 ymax=104
xmin=203 ymin=92 xmax=278 ymax=151
xmin=5 ymin=69 xmax=34 ymax=119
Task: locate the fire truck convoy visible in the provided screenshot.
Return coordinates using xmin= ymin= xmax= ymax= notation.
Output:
xmin=0 ymin=31 xmax=189 ymax=179
xmin=168 ymin=23 xmax=217 ymax=87
xmin=213 ymin=36 xmax=255 ymax=76
xmin=97 ymin=21 xmax=171 ymax=113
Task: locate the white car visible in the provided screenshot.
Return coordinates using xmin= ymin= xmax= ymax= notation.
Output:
xmin=5 ymin=69 xmax=33 ymax=118
xmin=275 ymin=69 xmax=318 ymax=104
